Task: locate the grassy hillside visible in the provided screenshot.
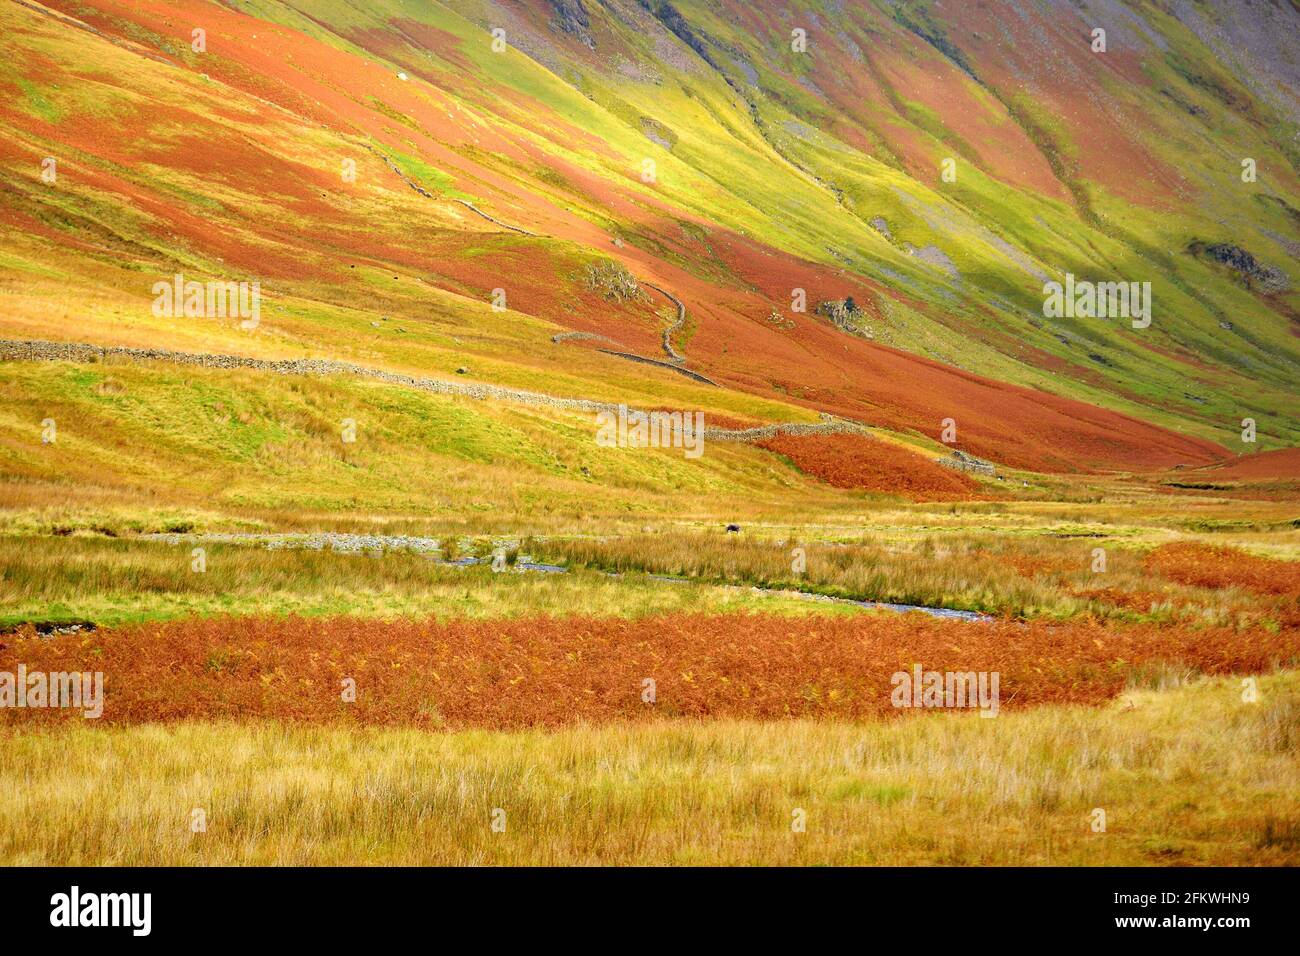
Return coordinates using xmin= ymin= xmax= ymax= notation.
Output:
xmin=1 ymin=1 xmax=1297 ymax=878
xmin=0 ymin=357 xmax=856 ymax=518
xmin=0 ymin=0 xmax=1295 ymax=478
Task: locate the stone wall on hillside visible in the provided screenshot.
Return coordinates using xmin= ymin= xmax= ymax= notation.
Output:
xmin=0 ymin=338 xmax=864 ymax=444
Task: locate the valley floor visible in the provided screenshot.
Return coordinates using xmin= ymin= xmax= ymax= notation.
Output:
xmin=2 ymin=672 xmax=1295 ymax=865
xmin=2 ymin=0 xmax=1298 ymax=874
xmin=1 ymin=496 xmax=1295 ymax=866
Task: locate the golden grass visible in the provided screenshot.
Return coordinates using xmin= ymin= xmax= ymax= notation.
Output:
xmin=4 ymin=500 xmax=1297 ymax=626
xmin=530 ymin=529 xmax=1297 ymax=624
xmin=0 ymin=534 xmax=869 ymax=626
xmin=0 ymin=358 xmax=839 ymax=523
xmin=1 ymin=672 xmax=1295 ymax=865
xmin=1 ymin=463 xmax=1295 ymax=554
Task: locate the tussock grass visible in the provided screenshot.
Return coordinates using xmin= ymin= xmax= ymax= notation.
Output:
xmin=1 ymin=673 xmax=1294 ymax=865
xmin=4 ymin=518 xmax=1294 ymax=626
xmin=0 ymin=535 xmax=860 ymax=627
xmin=531 ymin=530 xmax=1296 ymax=623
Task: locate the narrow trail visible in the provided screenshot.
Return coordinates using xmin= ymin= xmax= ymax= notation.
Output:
xmin=0 ymin=338 xmax=861 ymax=442
xmin=32 ymin=1 xmax=742 ymax=410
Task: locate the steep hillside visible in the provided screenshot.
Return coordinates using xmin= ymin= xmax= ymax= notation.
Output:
xmin=1 ymin=0 xmax=1297 ymax=490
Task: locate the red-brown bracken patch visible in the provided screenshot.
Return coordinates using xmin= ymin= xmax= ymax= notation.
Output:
xmin=1186 ymin=448 xmax=1300 ymax=482
xmin=1004 ymin=553 xmax=1079 ymax=579
xmin=1 ymin=614 xmax=1295 ymax=729
xmin=758 ymin=432 xmax=978 ymax=500
xmin=1144 ymin=544 xmax=1300 ymax=597
xmin=6 ymin=0 xmax=1240 ymax=475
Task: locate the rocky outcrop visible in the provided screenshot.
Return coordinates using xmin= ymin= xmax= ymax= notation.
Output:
xmin=1189 ymin=241 xmax=1290 ymax=293
xmin=582 ymin=260 xmax=647 ymax=303
xmin=816 ymin=298 xmax=868 ymax=334
xmin=547 ymin=0 xmax=594 ymax=49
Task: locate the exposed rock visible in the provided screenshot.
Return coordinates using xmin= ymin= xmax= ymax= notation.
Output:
xmin=1189 ymin=240 xmax=1290 ymax=293
xmin=638 ymin=0 xmax=717 ymax=69
xmin=640 ymin=115 xmax=676 ymax=149
xmin=546 ymin=0 xmax=594 ymax=49
xmin=816 ymin=297 xmax=868 ymax=335
xmin=906 ymin=243 xmax=961 ymax=280
xmin=582 ymin=259 xmax=647 ymax=303
xmin=766 ymin=309 xmax=795 ymax=331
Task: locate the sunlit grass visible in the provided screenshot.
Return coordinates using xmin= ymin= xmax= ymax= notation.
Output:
xmin=0 ymin=359 xmax=851 ymax=521
xmin=529 ymin=529 xmax=1295 ymax=624
xmin=1 ymin=672 xmax=1293 ymax=865
xmin=0 ymin=534 xmax=863 ymax=627
xmin=2 ymin=497 xmax=1295 ymax=626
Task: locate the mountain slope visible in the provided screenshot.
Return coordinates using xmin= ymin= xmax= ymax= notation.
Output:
xmin=1 ymin=0 xmax=1297 ymax=483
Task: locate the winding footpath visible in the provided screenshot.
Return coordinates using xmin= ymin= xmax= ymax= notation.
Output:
xmin=2 ymin=140 xmax=851 ymax=445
